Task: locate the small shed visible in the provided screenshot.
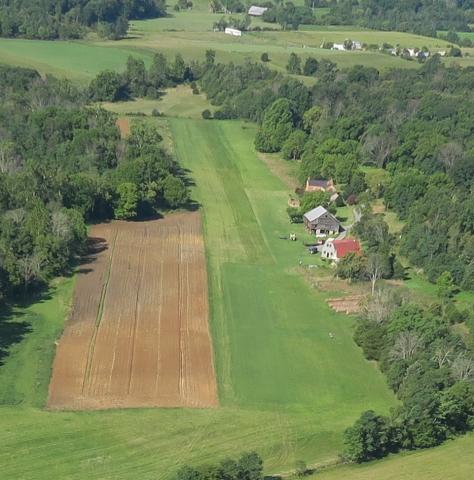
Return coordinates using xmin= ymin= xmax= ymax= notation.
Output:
xmin=303 ymin=206 xmax=343 ymax=237
xmin=225 ymin=27 xmax=242 ymax=37
xmin=248 ymin=6 xmax=268 ymax=16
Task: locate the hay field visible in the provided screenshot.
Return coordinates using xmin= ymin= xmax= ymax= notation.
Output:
xmin=48 ymin=213 xmax=217 ymax=410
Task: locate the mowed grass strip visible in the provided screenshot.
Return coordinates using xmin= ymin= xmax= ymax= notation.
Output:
xmin=170 ymin=118 xmax=396 ymax=413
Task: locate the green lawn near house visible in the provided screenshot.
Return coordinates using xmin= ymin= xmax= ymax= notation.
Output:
xmin=312 ymin=433 xmax=474 ymax=480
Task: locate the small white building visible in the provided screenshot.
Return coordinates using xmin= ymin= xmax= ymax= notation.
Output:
xmin=224 ymin=27 xmax=242 ymax=37
xmin=248 ymin=6 xmax=267 ymax=16
xmin=332 ymin=43 xmax=345 ymax=51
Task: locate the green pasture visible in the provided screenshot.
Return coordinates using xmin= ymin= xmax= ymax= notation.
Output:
xmin=313 ymin=433 xmax=474 ymax=480
xmin=170 ymin=118 xmax=396 ymax=420
xmin=0 ymin=38 xmax=152 ymax=81
xmin=0 ymin=11 xmax=468 ymax=83
xmin=102 ymin=85 xmax=214 ymax=119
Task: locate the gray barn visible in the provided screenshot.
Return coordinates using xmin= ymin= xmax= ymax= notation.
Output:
xmin=303 ymin=206 xmax=343 ymax=237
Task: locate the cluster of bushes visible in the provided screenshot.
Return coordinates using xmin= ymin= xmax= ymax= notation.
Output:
xmin=89 ymin=52 xmax=214 ymax=102
xmin=344 ymin=289 xmax=474 ymax=462
xmin=262 ymin=3 xmax=314 ymax=30
xmin=0 ymin=64 xmax=188 ymax=298
xmin=335 ymin=212 xmax=405 ymax=289
xmin=176 ymin=452 xmax=263 ymax=480
xmin=213 ymin=15 xmax=251 ymax=32
xmin=0 ymin=0 xmax=165 ymax=40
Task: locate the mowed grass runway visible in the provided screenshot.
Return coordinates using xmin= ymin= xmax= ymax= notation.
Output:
xmin=170 ymin=119 xmax=396 ymax=418
xmin=0 ymin=118 xmax=395 ymax=479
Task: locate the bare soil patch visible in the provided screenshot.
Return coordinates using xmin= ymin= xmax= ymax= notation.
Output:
xmin=327 ymin=295 xmax=365 ymax=315
xmin=116 ymin=117 xmax=131 ymax=138
xmin=48 ymin=212 xmax=217 ymax=410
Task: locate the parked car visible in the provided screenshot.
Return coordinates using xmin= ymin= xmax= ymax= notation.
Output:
xmin=308 ymin=245 xmax=319 ymax=254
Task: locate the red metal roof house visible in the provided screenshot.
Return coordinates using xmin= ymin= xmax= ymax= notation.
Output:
xmin=321 ymin=238 xmax=361 ymax=262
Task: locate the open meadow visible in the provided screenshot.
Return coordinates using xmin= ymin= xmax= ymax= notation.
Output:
xmin=1 ymin=4 xmax=473 ymax=83
xmin=313 ymin=433 xmax=474 ymax=480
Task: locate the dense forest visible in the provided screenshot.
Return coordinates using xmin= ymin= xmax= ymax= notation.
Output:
xmin=0 ymin=64 xmax=188 ymax=300
xmin=321 ymin=0 xmax=473 ymax=37
xmin=0 ymin=0 xmax=166 ymax=39
xmin=259 ymin=0 xmax=473 ymax=37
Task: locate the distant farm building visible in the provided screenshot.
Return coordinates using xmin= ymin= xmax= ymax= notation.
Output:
xmin=303 ymin=206 xmax=343 ymax=237
xmin=321 ymin=238 xmax=361 ymax=262
xmin=305 ymin=178 xmax=336 ymax=194
xmin=331 ymin=40 xmax=362 ymax=51
xmin=248 ymin=5 xmax=268 ymax=16
xmin=225 ymin=27 xmax=242 ymax=36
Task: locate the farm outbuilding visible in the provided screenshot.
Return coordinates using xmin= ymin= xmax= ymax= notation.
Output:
xmin=248 ymin=6 xmax=268 ymax=16
xmin=305 ymin=177 xmax=336 ymax=194
xmin=303 ymin=206 xmax=343 ymax=237
xmin=225 ymin=27 xmax=242 ymax=37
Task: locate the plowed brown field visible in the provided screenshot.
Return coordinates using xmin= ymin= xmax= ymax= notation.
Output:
xmin=47 ymin=212 xmax=217 ymax=410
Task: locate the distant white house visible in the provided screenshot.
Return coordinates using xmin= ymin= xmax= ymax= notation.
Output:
xmin=248 ymin=5 xmax=267 ymax=16
xmin=224 ymin=27 xmax=242 ymax=37
xmin=331 ymin=40 xmax=362 ymax=51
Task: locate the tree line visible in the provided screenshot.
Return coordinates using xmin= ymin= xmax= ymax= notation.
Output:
xmin=0 ymin=0 xmax=165 ymax=40
xmin=344 ymin=286 xmax=474 ymax=462
xmin=258 ymin=0 xmax=473 ymax=37
xmin=0 ymin=64 xmax=188 ymax=300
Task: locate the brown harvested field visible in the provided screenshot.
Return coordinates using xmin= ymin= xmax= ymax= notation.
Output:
xmin=48 ymin=212 xmax=217 ymax=410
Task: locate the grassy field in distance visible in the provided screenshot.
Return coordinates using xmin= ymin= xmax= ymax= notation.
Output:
xmin=312 ymin=433 xmax=474 ymax=480
xmin=102 ymin=85 xmax=214 ymax=118
xmin=1 ymin=4 xmax=473 ymax=83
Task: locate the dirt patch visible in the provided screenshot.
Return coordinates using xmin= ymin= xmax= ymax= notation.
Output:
xmin=116 ymin=117 xmax=131 ymax=138
xmin=327 ymin=295 xmax=365 ymax=314
xmin=47 ymin=212 xmax=217 ymax=410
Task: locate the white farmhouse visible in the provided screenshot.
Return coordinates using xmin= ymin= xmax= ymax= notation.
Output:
xmin=321 ymin=238 xmax=361 ymax=262
xmin=225 ymin=27 xmax=242 ymax=37
xmin=332 ymin=43 xmax=345 ymax=51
